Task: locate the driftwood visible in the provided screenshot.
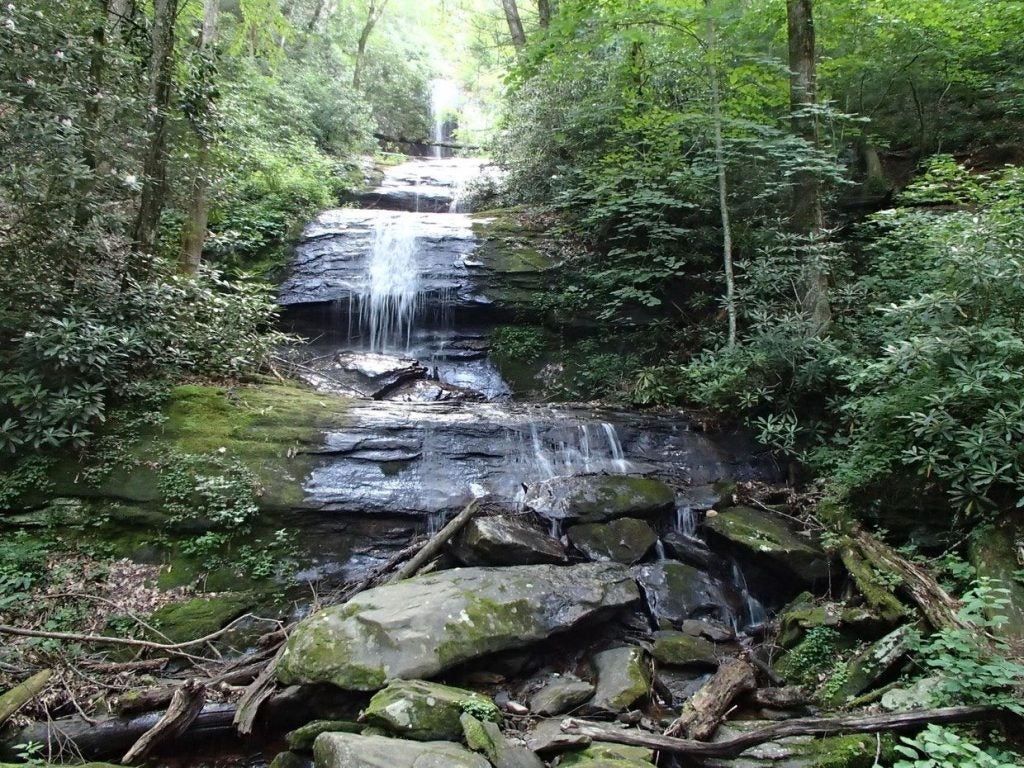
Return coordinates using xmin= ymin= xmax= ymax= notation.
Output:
xmin=121 ymin=680 xmax=205 ymax=763
xmin=0 ymin=669 xmax=52 ymax=725
xmin=850 ymin=526 xmax=971 ymax=632
xmin=747 ymin=686 xmax=813 ymax=709
xmin=115 ymin=661 xmax=265 ymax=716
xmin=664 ymin=659 xmax=756 ymax=739
xmin=231 ymin=652 xmax=282 ymax=736
xmin=388 ymin=499 xmax=480 ymax=583
xmin=563 ymin=705 xmax=1009 ymax=758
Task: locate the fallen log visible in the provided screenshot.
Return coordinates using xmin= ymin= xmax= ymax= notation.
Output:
xmin=122 ymin=679 xmax=205 ymax=763
xmin=563 ymin=705 xmax=1010 ymax=758
xmin=747 ymin=686 xmax=813 ymax=709
xmin=664 ymin=658 xmax=756 ymax=739
xmin=372 ymin=132 xmax=483 ymax=151
xmin=0 ymin=669 xmax=52 ymax=726
xmin=388 ymin=499 xmax=480 ymax=583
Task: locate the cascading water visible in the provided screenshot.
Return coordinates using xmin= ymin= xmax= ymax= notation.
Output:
xmin=359 ymin=216 xmax=420 ymax=353
xmin=675 ymin=504 xmax=698 ymax=536
xmin=430 ymin=79 xmax=458 ymax=160
xmin=730 ymin=559 xmax=768 ymax=630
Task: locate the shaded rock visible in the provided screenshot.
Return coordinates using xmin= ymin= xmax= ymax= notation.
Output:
xmin=656 ymin=668 xmax=712 ymax=707
xmin=313 ymin=732 xmax=489 ymax=768
xmin=452 ymin=516 xmax=565 ymax=566
xmin=970 ymin=513 xmax=1024 ymax=639
xmin=839 ymin=545 xmax=907 ymax=628
xmin=778 ymin=603 xmax=843 ymax=649
xmin=529 ymin=678 xmax=595 ymax=716
xmin=385 ymin=378 xmax=486 ymax=402
xmin=524 ymin=475 xmax=675 ymax=524
xmin=680 ymin=619 xmax=735 ymax=643
xmin=270 ymin=754 xmax=313 ymax=768
xmin=526 ymin=718 xmax=591 ymax=755
xmin=649 ymin=631 xmax=723 ymax=667
xmin=702 ymin=727 xmax=897 ymax=768
xmin=703 ymin=506 xmax=832 ymax=587
xmin=461 ymin=713 xmax=544 ymax=768
xmin=323 ymin=352 xmax=427 ymax=399
xmin=632 ymin=561 xmax=742 ymax=626
xmin=278 ymin=563 xmax=640 ymax=690
xmin=567 ymin=518 xmax=657 ymax=563
xmin=589 ymin=647 xmax=650 ymax=713
xmin=361 ymin=680 xmax=499 ymax=741
xmin=287 ymin=720 xmax=362 ymax=751
xmin=825 ymin=626 xmax=916 ymax=706
xmin=661 ymin=532 xmax=720 ymax=571
xmin=560 ymin=743 xmax=655 ymax=767
xmin=879 ymin=675 xmax=944 ymax=711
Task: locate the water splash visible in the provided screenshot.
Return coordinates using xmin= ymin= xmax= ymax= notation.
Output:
xmin=359 ymin=217 xmax=419 ymax=353
xmin=730 ymin=560 xmax=768 ymax=630
xmin=675 ymin=505 xmax=698 ymax=536
xmin=654 ymin=539 xmax=667 ymax=561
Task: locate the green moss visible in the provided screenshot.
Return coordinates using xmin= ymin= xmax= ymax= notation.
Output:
xmin=789 ymin=733 xmax=898 ymax=768
xmin=362 ymin=680 xmax=499 ymax=741
xmin=148 ymin=592 xmax=254 ymax=643
xmin=286 ymin=720 xmax=362 ymax=751
xmin=969 ymin=515 xmax=1024 ymax=639
xmin=840 ymin=543 xmax=907 ymax=626
xmin=569 ymin=476 xmax=675 ymax=523
xmin=559 ymin=743 xmax=655 ymax=767
xmin=436 ymin=594 xmax=539 ymax=669
xmin=650 ymin=631 xmax=720 ymax=667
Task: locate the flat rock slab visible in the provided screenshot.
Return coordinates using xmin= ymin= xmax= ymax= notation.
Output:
xmin=524 ymin=475 xmax=675 ymax=524
xmin=320 ymin=352 xmax=427 ymax=399
xmin=567 ymin=518 xmax=658 ymax=564
xmin=278 ymin=563 xmax=640 ymax=690
xmin=313 ymin=732 xmax=490 ymax=768
xmin=529 ymin=678 xmax=596 ymax=716
xmin=452 ymin=516 xmax=566 ymax=566
xmin=589 ymin=647 xmax=650 ymax=713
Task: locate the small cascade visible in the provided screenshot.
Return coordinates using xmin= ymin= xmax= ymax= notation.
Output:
xmin=359 ymin=217 xmax=420 ymax=353
xmin=519 ymin=418 xmax=633 ymax=481
xmin=549 ymin=518 xmax=562 ymax=539
xmin=430 ymin=79 xmax=458 ymax=160
xmin=601 ymin=422 xmax=630 ymax=472
xmin=427 ymin=510 xmax=448 ymax=537
xmin=674 ymin=504 xmax=698 ymax=537
xmin=730 ymin=559 xmax=768 ymax=630
xmin=654 ymin=539 xmax=667 ymax=561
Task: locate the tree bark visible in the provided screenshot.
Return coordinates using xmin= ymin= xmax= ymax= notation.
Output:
xmin=562 ymin=705 xmax=1009 ymax=758
xmin=121 ymin=680 xmax=206 ymax=763
xmin=0 ymin=670 xmax=53 ymax=727
xmin=664 ymin=658 xmax=756 ymax=740
xmin=131 ymin=0 xmax=179 ymax=262
xmin=501 ymin=0 xmax=527 ymax=50
xmin=387 ymin=500 xmax=480 ymax=583
xmin=352 ymin=0 xmax=389 ymax=89
xmin=706 ymin=1 xmax=736 ymax=346
xmin=786 ymin=0 xmax=830 ymax=333
xmin=537 ymin=0 xmax=552 ymax=28
xmin=179 ymin=0 xmax=218 ymax=274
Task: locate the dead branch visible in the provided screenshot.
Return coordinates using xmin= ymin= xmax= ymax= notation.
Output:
xmin=0 ymin=669 xmax=53 ymax=726
xmin=122 ymin=680 xmax=205 ymax=763
xmin=563 ymin=705 xmax=1010 ymax=758
xmin=388 ymin=499 xmax=480 ymax=583
xmin=664 ymin=658 xmax=756 ymax=739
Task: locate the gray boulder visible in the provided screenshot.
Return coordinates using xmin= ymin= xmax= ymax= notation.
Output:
xmin=452 ymin=516 xmax=565 ymax=566
xmin=524 ymin=475 xmax=675 ymax=524
xmin=362 ymin=680 xmax=499 ymax=741
xmin=589 ymin=647 xmax=650 ymax=713
xmin=462 ymin=713 xmax=545 ymax=768
xmin=567 ymin=518 xmax=657 ymax=564
xmin=278 ymin=563 xmax=640 ymax=690
xmin=317 ymin=351 xmax=427 ymax=399
xmin=529 ymin=677 xmax=595 ymax=716
xmin=632 ymin=561 xmax=742 ymax=627
xmin=313 ymin=732 xmax=490 ymax=768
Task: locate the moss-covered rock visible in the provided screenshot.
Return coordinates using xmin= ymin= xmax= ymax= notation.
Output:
xmin=529 ymin=677 xmax=595 ymax=716
xmin=313 ymin=732 xmax=490 ymax=768
xmin=649 ymin=631 xmax=723 ymax=667
xmin=839 ymin=544 xmax=907 ymax=628
xmin=525 ymin=475 xmax=675 ymax=524
xmin=704 ymin=728 xmax=897 ymax=768
xmin=824 ymin=625 xmax=915 ymax=707
xmin=362 ymin=680 xmax=499 ymax=742
xmin=286 ymin=720 xmax=363 ymax=751
xmin=567 ymin=518 xmax=658 ymax=563
xmin=559 ymin=743 xmax=655 ymax=766
xmin=589 ymin=647 xmax=650 ymax=712
xmin=269 ymin=752 xmax=314 ymax=768
xmin=461 ymin=712 xmax=545 ymax=768
xmin=147 ymin=592 xmax=254 ymax=643
xmin=703 ymin=506 xmax=832 ymax=587
xmin=970 ymin=513 xmax=1024 ymax=639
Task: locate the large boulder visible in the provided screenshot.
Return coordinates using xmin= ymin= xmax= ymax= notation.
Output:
xmin=313 ymin=732 xmax=489 ymax=768
xmin=560 ymin=744 xmax=655 ymax=767
xmin=362 ymin=680 xmax=500 ymax=741
xmin=702 ymin=506 xmax=832 ymax=587
xmin=631 ymin=561 xmax=742 ymax=627
xmin=524 ymin=475 xmax=675 ymax=524
xmin=588 ymin=647 xmax=650 ymax=713
xmin=451 ymin=516 xmax=566 ymax=566
xmin=529 ymin=677 xmax=595 ymax=716
xmin=278 ymin=563 xmax=640 ymax=690
xmin=649 ymin=631 xmax=724 ymax=667
xmin=969 ymin=513 xmax=1024 ymax=639
xmin=567 ymin=518 xmax=657 ymax=564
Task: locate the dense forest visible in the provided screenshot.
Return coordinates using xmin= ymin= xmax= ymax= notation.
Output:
xmin=1 ymin=1 xmax=1022 ymax=767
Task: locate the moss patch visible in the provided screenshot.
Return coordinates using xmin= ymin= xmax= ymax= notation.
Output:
xmin=148 ymin=592 xmax=255 ymax=643
xmin=362 ymin=680 xmax=499 ymax=741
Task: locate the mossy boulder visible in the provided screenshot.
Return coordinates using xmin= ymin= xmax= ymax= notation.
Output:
xmin=269 ymin=753 xmax=313 ymax=768
xmin=969 ymin=513 xmax=1024 ymax=639
xmin=147 ymin=592 xmax=254 ymax=643
xmin=649 ymin=631 xmax=724 ymax=667
xmin=559 ymin=743 xmax=655 ymax=767
xmin=461 ymin=712 xmax=544 ymax=768
xmin=525 ymin=475 xmax=675 ymax=524
xmin=278 ymin=563 xmax=639 ymax=690
xmin=631 ymin=561 xmax=741 ymax=626
xmin=567 ymin=518 xmax=658 ymax=563
xmin=313 ymin=732 xmax=490 ymax=768
xmin=286 ymin=720 xmax=362 ymax=751
xmin=452 ymin=515 xmax=565 ymax=566
xmin=839 ymin=544 xmax=907 ymax=629
xmin=703 ymin=730 xmax=897 ymax=768
xmin=703 ymin=506 xmax=832 ymax=587
xmin=362 ymin=680 xmax=499 ymax=741
xmin=589 ymin=647 xmax=650 ymax=713
xmin=824 ymin=625 xmax=915 ymax=706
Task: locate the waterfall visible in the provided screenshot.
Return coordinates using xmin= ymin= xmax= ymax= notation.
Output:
xmin=674 ymin=505 xmax=698 ymax=536
xmin=359 ymin=216 xmax=420 ymax=353
xmin=430 ymin=79 xmax=459 ymax=160
xmin=730 ymin=559 xmax=768 ymax=630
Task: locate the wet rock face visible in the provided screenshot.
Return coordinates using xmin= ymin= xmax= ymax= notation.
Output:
xmin=567 ymin=518 xmax=658 ymax=563
xmin=632 ymin=561 xmax=743 ymax=627
xmin=314 ymin=352 xmax=427 ymax=399
xmin=451 ymin=516 xmax=566 ymax=566
xmin=524 ymin=475 xmax=676 ymax=524
xmin=313 ymin=732 xmax=490 ymax=768
xmin=277 ymin=563 xmax=640 ymax=690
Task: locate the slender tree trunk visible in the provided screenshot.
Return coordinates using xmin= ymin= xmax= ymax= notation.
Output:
xmin=706 ymin=2 xmax=736 ymax=346
xmin=537 ymin=0 xmax=551 ymax=28
xmin=180 ymin=0 xmax=218 ymax=274
xmin=786 ymin=0 xmax=830 ymax=332
xmin=501 ymin=0 xmax=527 ymax=50
xmin=132 ymin=0 xmax=179 ymax=263
xmin=352 ymin=0 xmax=388 ymax=89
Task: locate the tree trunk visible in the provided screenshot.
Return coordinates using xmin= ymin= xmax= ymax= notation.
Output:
xmin=131 ymin=0 xmax=179 ymax=262
xmin=352 ymin=0 xmax=388 ymax=89
xmin=786 ymin=0 xmax=830 ymax=333
xmin=706 ymin=2 xmax=736 ymax=346
xmin=501 ymin=0 xmax=527 ymax=50
xmin=537 ymin=0 xmax=551 ymax=28
xmin=179 ymin=0 xmax=218 ymax=274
